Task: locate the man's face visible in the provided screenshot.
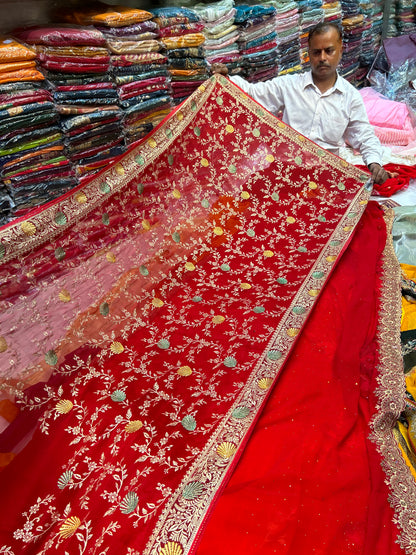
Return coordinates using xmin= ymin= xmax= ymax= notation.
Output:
xmin=308 ymin=28 xmax=343 ymax=81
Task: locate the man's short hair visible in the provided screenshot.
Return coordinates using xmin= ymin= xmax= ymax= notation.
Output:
xmin=308 ymin=22 xmax=343 ymax=43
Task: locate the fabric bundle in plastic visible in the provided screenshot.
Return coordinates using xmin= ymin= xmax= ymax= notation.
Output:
xmin=153 ymin=7 xmax=208 ymax=106
xmin=295 ymin=0 xmax=324 ymax=68
xmin=273 ymin=1 xmax=302 ymax=75
xmin=234 ymin=4 xmax=279 ymax=83
xmin=0 ymin=35 xmax=75 ymax=222
xmin=339 ymin=12 xmax=365 ymax=85
xmin=14 ymin=25 xmax=125 ymax=183
xmin=194 ymin=0 xmax=242 ymax=78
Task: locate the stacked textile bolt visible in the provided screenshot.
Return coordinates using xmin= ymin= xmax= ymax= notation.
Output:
xmin=274 ymin=0 xmax=302 ymax=75
xmin=322 ymin=0 xmax=342 ymax=24
xmin=0 ymin=35 xmax=75 ymax=222
xmin=339 ymin=2 xmax=365 ymax=85
xmin=234 ymin=4 xmax=279 ymax=83
xmin=396 ymin=0 xmax=416 ymax=34
xmin=14 ymin=24 xmax=124 ymax=184
xmin=358 ymin=0 xmax=381 ymax=78
xmin=153 ymin=7 xmax=208 ymax=106
xmin=296 ymin=0 xmax=324 ymax=69
xmin=195 ymin=0 xmax=242 ymax=77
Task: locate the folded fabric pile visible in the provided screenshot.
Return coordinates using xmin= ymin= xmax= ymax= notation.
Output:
xmin=358 ymin=0 xmax=381 ymax=72
xmin=384 ymin=0 xmax=398 ymax=37
xmin=322 ymin=0 xmax=342 ymax=24
xmin=153 ymin=7 xmax=207 ymax=106
xmin=69 ymin=5 xmax=172 ymax=148
xmin=360 ymin=86 xmax=416 ymax=147
xmin=296 ymin=0 xmax=324 ymax=69
xmin=396 ymin=0 xmax=416 ymax=34
xmin=234 ymin=4 xmax=279 ymax=83
xmin=14 ymin=24 xmax=124 ymax=183
xmin=0 ymin=35 xmax=74 ymax=222
xmin=194 ymin=0 xmax=242 ymax=77
xmin=273 ymin=0 xmax=302 ymax=75
xmin=339 ymin=11 xmax=365 ymax=84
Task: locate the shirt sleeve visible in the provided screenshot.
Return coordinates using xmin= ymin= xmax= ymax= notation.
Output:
xmin=229 ymin=74 xmax=285 ymax=116
xmin=343 ymin=90 xmax=383 ymax=167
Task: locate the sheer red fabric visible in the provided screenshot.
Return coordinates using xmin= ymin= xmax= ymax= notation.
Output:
xmin=0 ymin=76 xmax=409 ymax=554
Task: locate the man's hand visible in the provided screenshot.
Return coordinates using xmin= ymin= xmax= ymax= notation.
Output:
xmin=368 ymin=163 xmax=390 ymax=185
xmin=211 ymin=63 xmax=228 ymax=76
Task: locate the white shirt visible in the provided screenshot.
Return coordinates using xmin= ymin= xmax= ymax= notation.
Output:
xmin=231 ymin=71 xmax=382 ymax=167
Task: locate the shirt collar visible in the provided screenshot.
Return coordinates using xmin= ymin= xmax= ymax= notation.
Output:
xmin=303 ymin=71 xmax=345 ymax=95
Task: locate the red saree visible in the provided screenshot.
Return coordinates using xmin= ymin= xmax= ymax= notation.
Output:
xmin=0 ymin=75 xmax=410 ymax=554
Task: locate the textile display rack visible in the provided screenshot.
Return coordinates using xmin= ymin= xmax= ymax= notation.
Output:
xmin=0 ymin=75 xmax=414 ymax=554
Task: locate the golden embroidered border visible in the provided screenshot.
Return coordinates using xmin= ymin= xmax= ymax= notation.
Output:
xmin=370 ymin=208 xmax=416 ymax=555
xmin=145 ymin=188 xmax=371 ymax=555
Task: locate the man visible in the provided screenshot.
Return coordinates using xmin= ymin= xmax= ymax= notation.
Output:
xmin=212 ymin=22 xmax=390 ymax=185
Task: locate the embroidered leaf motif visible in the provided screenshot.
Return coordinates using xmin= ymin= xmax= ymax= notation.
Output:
xmin=181 ymin=415 xmax=196 ymax=431
xmin=267 ymin=350 xmax=282 ymax=361
xmin=58 ymin=470 xmax=73 ymax=490
xmin=157 ymin=339 xmax=170 ymax=350
xmin=277 ymin=277 xmax=287 ymax=284
xmin=111 ymin=390 xmax=126 ymax=402
xmin=232 ymin=406 xmax=250 ymax=419
xmin=100 ymin=302 xmax=110 ymax=316
xmin=56 ymin=400 xmax=73 ymax=414
xmin=54 ymin=212 xmax=67 ymax=226
xmin=182 ymin=481 xmax=204 ymax=500
xmin=45 ymin=350 xmax=58 ymax=366
xmin=54 ymin=247 xmax=65 ymax=261
xmin=120 ymin=491 xmax=139 ymax=514
xmin=258 ymin=377 xmax=273 ymax=390
xmin=59 ymin=516 xmax=81 ymax=538
xmin=216 ymin=441 xmax=237 ymax=459
xmin=159 ymin=541 xmax=183 ymax=555
xmin=253 ymin=306 xmax=265 ymax=313
xmin=223 ymin=356 xmax=237 ymax=368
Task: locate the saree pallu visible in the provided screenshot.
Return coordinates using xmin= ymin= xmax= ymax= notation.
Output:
xmin=0 ymin=75 xmax=410 ymax=555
